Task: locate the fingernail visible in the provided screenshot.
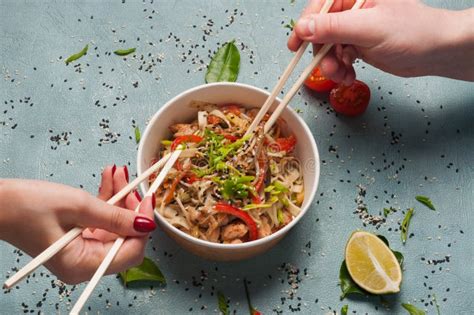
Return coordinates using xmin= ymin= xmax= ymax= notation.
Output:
xmin=112 ymin=164 xmax=117 ymax=176
xmin=134 ymin=190 xmax=142 ymax=202
xmin=133 ymin=216 xmax=156 ymax=233
xmin=123 ymin=165 xmax=129 ymax=182
xmin=151 ymin=193 xmax=156 ymax=209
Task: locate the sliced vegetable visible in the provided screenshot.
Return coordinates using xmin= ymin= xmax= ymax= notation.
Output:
xmin=164 ymin=172 xmax=186 ymax=204
xmin=221 ymin=175 xmax=255 ymax=200
xmin=119 ymin=257 xmax=166 ymax=285
xmin=401 ymin=303 xmax=426 ymax=315
xmin=134 ymin=126 xmax=141 ymax=144
xmin=215 ymin=202 xmax=258 ymax=241
xmin=205 ymin=40 xmax=240 ymax=83
xmin=65 ymin=44 xmax=88 ymax=65
xmin=275 ymin=135 xmax=297 ymax=152
xmin=217 ymin=291 xmax=229 ymax=315
xmin=223 ymin=134 xmax=239 ymax=142
xmin=277 ymin=208 xmax=284 ymax=225
xmin=114 ymin=47 xmax=136 ymax=56
xmin=329 ymin=80 xmax=371 ymax=116
xmin=221 ymin=104 xmax=241 ymax=116
xmin=244 ymin=278 xmax=261 ymax=315
xmin=401 ymin=208 xmax=414 ymax=244
xmin=171 ymin=135 xmax=203 ymax=151
xmin=304 ymin=67 xmax=337 ymax=92
xmin=415 ymin=195 xmax=435 ymax=210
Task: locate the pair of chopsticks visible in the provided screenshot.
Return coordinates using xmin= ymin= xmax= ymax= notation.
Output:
xmin=245 ymin=0 xmax=365 ymax=137
xmin=4 ymin=149 xmax=182 ymax=314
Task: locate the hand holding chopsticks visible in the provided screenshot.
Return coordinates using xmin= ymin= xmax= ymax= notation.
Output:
xmin=247 ymin=0 xmax=365 ymax=135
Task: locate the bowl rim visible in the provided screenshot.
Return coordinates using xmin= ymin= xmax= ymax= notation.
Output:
xmin=137 ymin=82 xmax=320 ymax=250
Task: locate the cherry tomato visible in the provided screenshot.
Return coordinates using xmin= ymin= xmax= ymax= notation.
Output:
xmin=304 ymin=67 xmax=337 ymax=93
xmin=275 ymin=135 xmax=297 ymax=152
xmin=329 ymin=80 xmax=371 ymax=116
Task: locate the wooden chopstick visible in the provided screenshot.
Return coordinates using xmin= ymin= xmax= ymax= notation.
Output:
xmin=264 ymin=0 xmax=366 ymax=132
xmin=3 ymin=152 xmax=173 ymax=290
xmin=69 ymin=149 xmax=183 ymax=315
xmin=244 ymin=0 xmax=335 ymax=137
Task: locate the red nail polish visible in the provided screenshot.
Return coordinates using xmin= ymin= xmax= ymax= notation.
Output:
xmin=123 ymin=165 xmax=129 ymax=182
xmin=133 ymin=216 xmax=156 ymax=233
xmin=151 ymin=193 xmax=156 ymax=209
xmin=134 ymin=190 xmax=142 ymax=202
xmin=112 ymin=164 xmax=117 ymax=176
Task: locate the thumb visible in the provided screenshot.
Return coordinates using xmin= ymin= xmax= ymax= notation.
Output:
xmin=295 ymin=10 xmax=378 ymax=47
xmin=78 ymin=196 xmax=156 ymax=237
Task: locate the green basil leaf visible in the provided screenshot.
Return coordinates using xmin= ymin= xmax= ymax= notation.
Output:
xmin=65 ymin=44 xmax=88 ymax=65
xmin=415 ymin=195 xmax=435 ymax=210
xmin=134 ymin=126 xmax=141 ymax=144
xmin=114 ymin=47 xmax=136 ymax=56
xmin=119 ymin=257 xmax=166 ymax=285
xmin=401 ymin=303 xmax=426 ymax=315
xmin=339 ymin=260 xmax=366 ymax=300
xmin=217 ymin=291 xmax=229 ymax=315
xmin=205 ymin=40 xmax=240 ymax=83
xmin=401 ymin=208 xmax=414 ymax=244
xmin=341 ymin=304 xmax=349 ymax=315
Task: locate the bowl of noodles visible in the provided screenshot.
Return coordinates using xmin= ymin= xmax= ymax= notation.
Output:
xmin=138 ymin=82 xmax=320 ymax=261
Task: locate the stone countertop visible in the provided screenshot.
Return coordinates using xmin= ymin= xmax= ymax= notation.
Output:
xmin=1 ymin=0 xmax=473 ymax=314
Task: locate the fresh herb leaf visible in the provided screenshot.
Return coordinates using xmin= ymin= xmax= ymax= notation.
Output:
xmin=432 ymin=294 xmax=441 ymax=315
xmin=383 ymin=207 xmax=395 ymax=217
xmin=341 ymin=304 xmax=349 ymax=315
xmin=339 ymin=235 xmax=403 ymax=299
xmin=244 ymin=279 xmax=260 ymax=315
xmin=134 ymin=126 xmax=141 ymax=144
xmin=415 ymin=195 xmax=435 ymax=210
xmin=339 ymin=260 xmax=366 ymax=300
xmin=114 ymin=47 xmax=136 ymax=56
xmin=401 ymin=303 xmax=426 ymax=315
xmin=161 ymin=140 xmax=173 ymax=146
xmin=217 ymin=291 xmax=229 ymax=315
xmin=119 ymin=257 xmax=166 ymax=285
xmin=205 ymin=40 xmax=240 ymax=83
xmin=401 ymin=208 xmax=414 ymax=244
xmin=284 ymin=19 xmax=296 ymax=31
xmin=65 ymin=44 xmax=88 ymax=65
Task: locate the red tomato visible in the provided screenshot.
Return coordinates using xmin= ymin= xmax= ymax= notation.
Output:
xmin=329 ymin=80 xmax=371 ymax=116
xmin=304 ymin=67 xmax=337 ymax=93
xmin=275 ymin=135 xmax=297 ymax=152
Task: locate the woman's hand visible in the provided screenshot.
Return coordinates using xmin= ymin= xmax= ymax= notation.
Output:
xmin=288 ymin=0 xmax=474 ymax=83
xmin=0 ymin=165 xmax=156 ymax=284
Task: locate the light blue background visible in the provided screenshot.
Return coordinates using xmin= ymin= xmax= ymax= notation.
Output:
xmin=1 ymin=0 xmax=473 ymax=314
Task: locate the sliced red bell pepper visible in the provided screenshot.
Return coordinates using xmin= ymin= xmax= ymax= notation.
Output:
xmin=170 ymin=135 xmax=203 ymax=151
xmin=223 ymin=134 xmax=239 ymax=142
xmin=214 ymin=202 xmax=258 ymax=241
xmin=183 ymin=172 xmax=201 ymax=184
xmin=254 ymin=155 xmax=267 ymax=193
xmin=275 ymin=135 xmax=297 ymax=152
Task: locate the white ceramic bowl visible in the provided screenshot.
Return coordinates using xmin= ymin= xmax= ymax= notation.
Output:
xmin=137 ymin=82 xmax=320 ymax=261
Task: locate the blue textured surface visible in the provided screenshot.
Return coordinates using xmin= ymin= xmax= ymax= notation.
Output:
xmin=1 ymin=0 xmax=473 ymax=314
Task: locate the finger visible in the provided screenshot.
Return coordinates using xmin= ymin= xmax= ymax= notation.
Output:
xmin=97 ymin=165 xmax=116 ymax=201
xmin=319 ymin=50 xmax=346 ymax=83
xmin=288 ymin=0 xmax=357 ymax=51
xmin=341 ymin=45 xmax=358 ymax=85
xmin=342 ymin=64 xmax=356 ymax=86
xmin=125 ymin=191 xmax=141 ymax=211
xmin=113 ymin=166 xmax=129 ymax=208
xmin=75 ymin=195 xmax=156 ymax=237
xmin=103 ymin=196 xmax=155 ymax=274
xmin=295 ymin=9 xmax=379 ymax=47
